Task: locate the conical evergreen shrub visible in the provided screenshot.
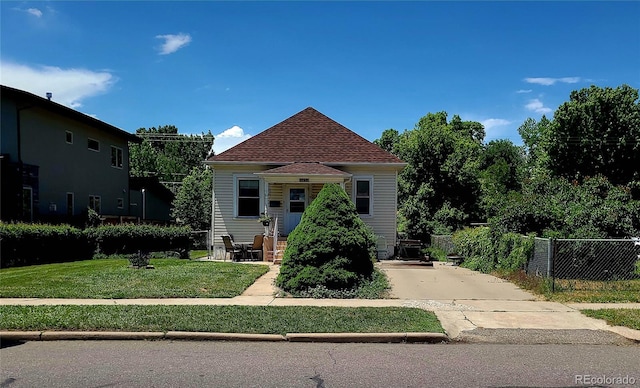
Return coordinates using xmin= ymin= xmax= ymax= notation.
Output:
xmin=276 ymin=183 xmax=376 ymax=294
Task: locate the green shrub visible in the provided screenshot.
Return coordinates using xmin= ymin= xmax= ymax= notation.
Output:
xmin=0 ymin=223 xmax=91 ymax=268
xmin=85 ymin=225 xmax=191 ymax=259
xmin=276 ymin=183 xmax=376 ymax=295
xmin=452 ymin=227 xmax=533 ymax=274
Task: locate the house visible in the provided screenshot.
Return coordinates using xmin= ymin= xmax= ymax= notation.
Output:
xmin=205 ymin=107 xmax=406 ymax=259
xmin=0 ymin=85 xmax=141 ymax=223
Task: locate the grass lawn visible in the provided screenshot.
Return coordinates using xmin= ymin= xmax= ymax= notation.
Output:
xmin=497 ymin=271 xmax=640 ymax=303
xmin=581 ymin=309 xmax=640 ymax=331
xmin=0 ymin=259 xmax=269 ymax=298
xmin=189 ymin=250 xmax=209 ymax=260
xmin=0 ymin=305 xmax=443 ymax=334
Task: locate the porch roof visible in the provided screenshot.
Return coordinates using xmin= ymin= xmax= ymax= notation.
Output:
xmin=255 ymin=162 xmax=351 ymax=184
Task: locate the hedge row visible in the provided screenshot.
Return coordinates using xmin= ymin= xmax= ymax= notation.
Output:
xmin=0 ymin=223 xmax=191 ymax=268
xmin=451 ymin=226 xmax=534 ymax=274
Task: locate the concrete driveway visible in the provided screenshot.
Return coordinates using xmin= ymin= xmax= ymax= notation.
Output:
xmin=379 ymin=261 xmax=536 ymax=300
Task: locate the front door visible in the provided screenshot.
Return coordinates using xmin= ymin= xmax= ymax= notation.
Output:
xmin=285 ymin=187 xmax=307 ymax=235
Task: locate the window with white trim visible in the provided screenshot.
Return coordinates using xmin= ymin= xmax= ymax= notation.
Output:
xmin=235 ymin=176 xmax=261 ymax=217
xmin=353 ymin=177 xmax=373 ymax=216
xmin=111 ymin=146 xmax=123 ymax=168
xmin=89 ymin=195 xmax=101 ymax=213
xmin=88 ymin=138 xmax=100 ymax=152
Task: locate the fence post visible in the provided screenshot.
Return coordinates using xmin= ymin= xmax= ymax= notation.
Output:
xmin=549 ymin=238 xmax=555 ymax=292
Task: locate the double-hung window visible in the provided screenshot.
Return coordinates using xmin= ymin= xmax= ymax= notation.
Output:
xmin=353 ymin=177 xmax=373 ymax=216
xmin=111 ymin=146 xmax=123 ymax=168
xmin=235 ymin=176 xmax=261 ymax=217
xmin=89 ymin=195 xmax=101 ymax=213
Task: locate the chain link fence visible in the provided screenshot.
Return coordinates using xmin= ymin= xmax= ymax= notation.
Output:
xmin=432 ymin=233 xmax=640 ymax=293
xmin=430 ymin=235 xmax=457 ymax=255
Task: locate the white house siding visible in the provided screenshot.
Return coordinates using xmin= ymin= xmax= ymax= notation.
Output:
xmin=211 ymin=165 xmax=269 ymax=246
xmin=342 ymin=166 xmax=399 ymax=258
xmin=211 ymin=164 xmax=400 ymax=259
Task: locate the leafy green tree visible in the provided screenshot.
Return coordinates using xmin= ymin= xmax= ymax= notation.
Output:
xmin=544 ymin=84 xmax=640 ymax=186
xmin=276 ymin=183 xmax=376 ymax=294
xmin=170 ymin=167 xmax=212 ymax=230
xmin=130 ymin=125 xmax=214 ymax=186
xmin=517 ymin=116 xmax=553 ymax=178
xmin=390 ymin=112 xmax=483 ymax=239
xmin=478 ymin=139 xmax=526 ymax=217
xmin=373 ymin=129 xmax=400 ymax=154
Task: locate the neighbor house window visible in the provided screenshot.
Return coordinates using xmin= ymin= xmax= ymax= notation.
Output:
xmin=353 ymin=177 xmax=373 ymax=216
xmin=66 ymin=131 xmax=73 ymax=144
xmin=66 ymin=192 xmax=74 ymax=216
xmin=235 ymin=177 xmax=260 ymax=217
xmin=89 ymin=195 xmax=101 ymax=213
xmin=117 ymin=198 xmax=124 ymax=209
xmin=111 ymin=146 xmax=123 ymax=168
xmin=88 ymin=138 xmax=100 ymax=152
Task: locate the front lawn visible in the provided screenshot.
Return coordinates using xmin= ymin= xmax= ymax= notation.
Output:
xmin=0 ymin=259 xmax=269 ymax=298
xmin=0 ymin=305 xmax=443 ymax=334
xmin=581 ymin=309 xmax=640 ymax=331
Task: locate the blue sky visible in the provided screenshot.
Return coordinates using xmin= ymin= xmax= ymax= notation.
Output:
xmin=2 ymin=1 xmax=639 ymax=153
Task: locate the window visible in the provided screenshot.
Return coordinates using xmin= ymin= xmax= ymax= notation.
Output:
xmin=89 ymin=195 xmax=101 ymax=213
xmin=117 ymin=198 xmax=124 ymax=209
xmin=88 ymin=138 xmax=100 ymax=152
xmin=236 ymin=178 xmax=260 ymax=217
xmin=65 ymin=131 xmax=73 ymax=144
xmin=66 ymin=192 xmax=74 ymax=216
xmin=353 ymin=177 xmax=373 ymax=216
xmin=111 ymin=146 xmax=123 ymax=168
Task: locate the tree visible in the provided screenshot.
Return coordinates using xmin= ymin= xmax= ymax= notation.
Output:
xmin=478 ymin=139 xmax=526 ymax=217
xmin=170 ymin=167 xmax=212 ymax=230
xmin=373 ymin=129 xmax=400 ymax=154
xmin=544 ymin=84 xmax=640 ymax=186
xmin=276 ymin=183 xmax=376 ymax=294
xmin=130 ymin=125 xmax=215 ymax=186
xmin=517 ymin=115 xmax=552 ymax=177
xmin=389 ymin=112 xmax=484 ymax=239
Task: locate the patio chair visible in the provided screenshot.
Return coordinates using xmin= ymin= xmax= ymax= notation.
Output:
xmin=222 ymin=235 xmax=243 ymax=261
xmin=247 ymin=234 xmax=264 ymax=261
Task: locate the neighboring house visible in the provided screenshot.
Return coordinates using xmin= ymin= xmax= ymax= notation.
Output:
xmin=129 ymin=176 xmax=175 ymax=223
xmin=0 ymin=85 xmax=141 ymax=223
xmin=205 ymin=107 xmax=406 ymax=259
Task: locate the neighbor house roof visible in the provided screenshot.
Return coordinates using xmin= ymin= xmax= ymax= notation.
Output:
xmin=207 ymin=107 xmax=404 ymax=165
xmin=1 ymin=85 xmax=141 ymax=143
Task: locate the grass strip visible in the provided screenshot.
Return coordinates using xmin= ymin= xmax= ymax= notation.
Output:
xmin=0 ymin=305 xmax=443 ymax=335
xmin=0 ymin=259 xmax=269 ymax=298
xmin=581 ymin=309 xmax=640 ymax=331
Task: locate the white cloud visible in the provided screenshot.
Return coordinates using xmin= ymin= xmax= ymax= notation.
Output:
xmin=0 ymin=60 xmax=116 ymax=109
xmin=27 ymin=8 xmax=43 ymax=17
xmin=212 ymin=125 xmax=252 ymax=154
xmin=516 ymin=89 xmax=532 ymax=94
xmin=156 ymin=33 xmax=192 ymax=55
xmin=481 ymin=118 xmax=511 ymax=130
xmin=525 ymin=98 xmax=552 ymax=114
xmin=524 ymin=77 xmax=580 ymax=86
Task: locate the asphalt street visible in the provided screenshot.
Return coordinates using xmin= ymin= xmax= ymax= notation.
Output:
xmin=1 ymin=340 xmax=638 ymax=388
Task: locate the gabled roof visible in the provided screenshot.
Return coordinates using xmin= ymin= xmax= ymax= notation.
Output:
xmin=1 ymin=85 xmax=140 ymax=143
xmin=207 ymin=107 xmax=404 ymax=165
xmin=256 ymin=163 xmax=352 ymax=176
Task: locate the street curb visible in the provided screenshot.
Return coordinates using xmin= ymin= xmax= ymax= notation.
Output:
xmin=1 ymin=331 xmax=448 ymax=343
xmin=286 ymin=332 xmax=448 ymax=343
xmin=165 ymin=332 xmax=286 ymax=341
xmin=40 ymin=331 xmax=165 ymax=341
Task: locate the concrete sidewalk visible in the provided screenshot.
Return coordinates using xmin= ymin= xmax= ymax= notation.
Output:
xmin=1 ymin=262 xmax=639 ymax=344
